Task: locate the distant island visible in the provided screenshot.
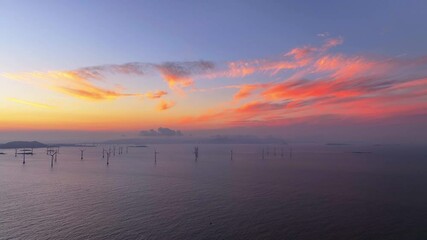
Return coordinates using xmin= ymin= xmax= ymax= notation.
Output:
xmin=0 ymin=141 xmax=47 ymax=149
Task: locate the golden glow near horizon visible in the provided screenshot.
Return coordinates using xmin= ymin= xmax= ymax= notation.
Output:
xmin=1 ymin=38 xmax=427 ymax=131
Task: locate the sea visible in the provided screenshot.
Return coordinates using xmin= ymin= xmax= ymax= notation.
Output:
xmin=0 ymin=143 xmax=426 ymax=240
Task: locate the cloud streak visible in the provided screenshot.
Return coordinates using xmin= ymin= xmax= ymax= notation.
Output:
xmin=155 ymin=61 xmax=215 ymax=90
xmin=6 ymin=98 xmax=54 ymax=109
xmin=144 ymin=90 xmax=168 ymax=99
xmin=2 ymin=71 xmax=139 ymax=100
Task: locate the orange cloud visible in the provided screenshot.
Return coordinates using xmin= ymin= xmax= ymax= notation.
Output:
xmin=157 ymin=99 xmax=175 ymax=111
xmin=285 ymin=46 xmax=317 ymax=60
xmin=56 ymin=86 xmax=133 ymax=100
xmin=219 ymin=38 xmax=344 ymax=78
xmin=6 ymin=98 xmax=54 ymax=109
xmin=2 ymin=71 xmax=139 ymax=101
xmin=155 ymin=61 xmax=215 ymax=91
xmin=235 ymin=101 xmax=286 ymax=115
xmin=315 ymin=55 xmax=343 ymax=71
xmin=226 ymin=61 xmax=258 ymax=77
xmin=315 ymin=55 xmax=382 ymax=80
xmin=261 ymin=79 xmax=365 ymax=101
xmin=233 ymin=83 xmax=271 ymax=100
xmin=144 ymin=90 xmax=167 ymax=99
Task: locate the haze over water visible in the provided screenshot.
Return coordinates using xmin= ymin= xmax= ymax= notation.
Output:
xmin=1 ymin=144 xmax=426 ymax=239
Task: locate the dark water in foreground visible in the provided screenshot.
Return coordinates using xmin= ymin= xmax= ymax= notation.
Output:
xmin=1 ymin=144 xmax=427 ymax=240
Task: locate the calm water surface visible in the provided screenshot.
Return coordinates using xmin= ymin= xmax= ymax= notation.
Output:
xmin=1 ymin=144 xmax=427 ymax=239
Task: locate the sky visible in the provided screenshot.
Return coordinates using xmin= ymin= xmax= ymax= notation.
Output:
xmin=1 ymin=0 xmax=427 ymax=143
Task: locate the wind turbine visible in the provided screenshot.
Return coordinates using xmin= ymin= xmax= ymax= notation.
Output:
xmin=106 ymin=148 xmax=112 ymax=165
xmin=18 ymin=149 xmax=32 ymax=164
xmin=262 ymin=148 xmax=265 ymax=160
xmin=80 ymin=149 xmax=85 ymax=160
xmin=194 ymin=146 xmax=199 ymax=161
xmin=154 ymin=148 xmax=158 ymax=162
xmin=48 ymin=149 xmax=57 ymax=168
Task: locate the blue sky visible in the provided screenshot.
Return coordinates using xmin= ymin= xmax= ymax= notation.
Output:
xmin=2 ymin=0 xmax=427 ymax=72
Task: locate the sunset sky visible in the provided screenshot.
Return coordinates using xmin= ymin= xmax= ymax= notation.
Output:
xmin=1 ymin=0 xmax=427 ymax=143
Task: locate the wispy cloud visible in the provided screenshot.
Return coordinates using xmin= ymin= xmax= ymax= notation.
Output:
xmin=208 ymin=37 xmax=344 ymax=78
xmin=144 ymin=90 xmax=168 ymax=99
xmin=6 ymin=97 xmax=54 ymax=109
xmin=317 ymin=32 xmax=330 ymax=38
xmin=2 ymin=71 xmax=139 ymax=100
xmin=155 ymin=61 xmax=215 ymax=90
xmin=157 ymin=99 xmax=175 ymax=111
xmin=233 ymin=83 xmax=270 ymax=100
xmin=1 ymin=60 xmax=216 ymax=98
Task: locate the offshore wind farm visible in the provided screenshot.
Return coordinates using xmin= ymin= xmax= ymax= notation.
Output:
xmin=1 ymin=143 xmax=427 ymax=239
